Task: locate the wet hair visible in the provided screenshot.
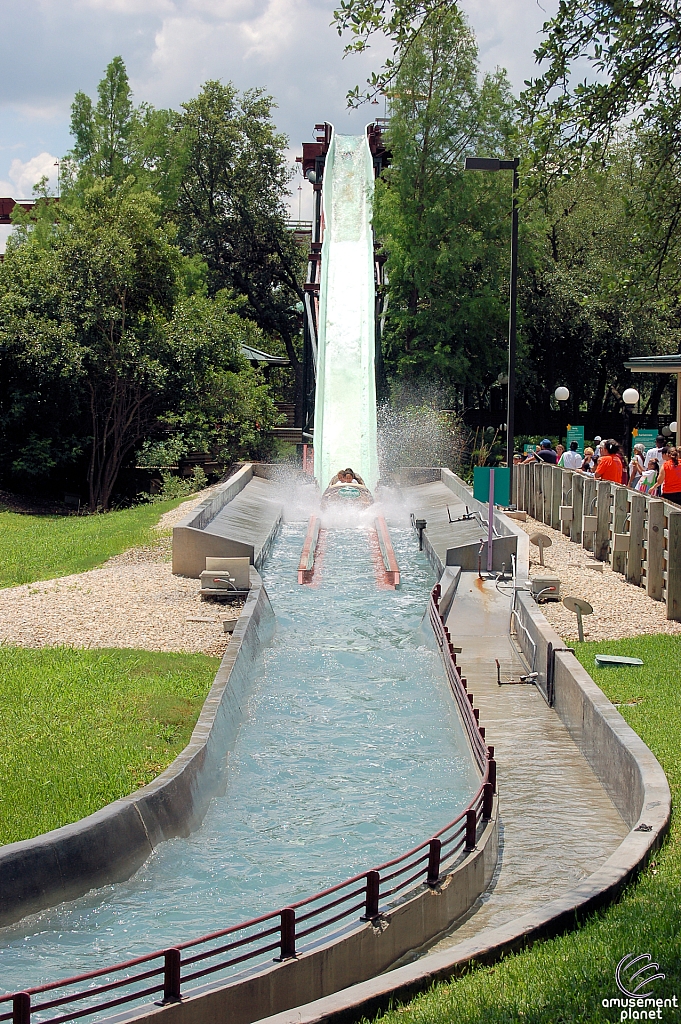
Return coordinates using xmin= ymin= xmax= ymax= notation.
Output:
xmin=343 ymin=468 xmax=355 ymax=477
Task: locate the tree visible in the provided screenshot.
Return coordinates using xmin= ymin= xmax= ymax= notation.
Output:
xmin=0 ymin=180 xmax=181 ymax=510
xmin=373 ymin=8 xmax=517 ymax=405
xmin=176 ymin=81 xmax=306 ymax=421
xmin=66 ymin=57 xmax=182 ymax=208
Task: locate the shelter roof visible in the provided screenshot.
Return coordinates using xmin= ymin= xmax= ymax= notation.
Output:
xmin=241 ymin=344 xmax=289 ymax=366
xmin=624 ymin=355 xmax=681 ymax=373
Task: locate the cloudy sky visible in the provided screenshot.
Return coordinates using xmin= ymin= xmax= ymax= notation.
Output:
xmin=0 ymin=0 xmax=557 ymax=216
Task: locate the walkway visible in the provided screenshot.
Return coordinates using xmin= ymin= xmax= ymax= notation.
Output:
xmin=425 ymin=572 xmax=627 ymax=951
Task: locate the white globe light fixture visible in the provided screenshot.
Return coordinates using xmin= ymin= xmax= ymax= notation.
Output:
xmin=662 ymin=426 xmax=672 ymax=437
xmin=622 ymin=388 xmax=640 ymax=407
xmin=554 ymin=386 xmax=569 ymax=402
xmin=670 ymin=421 xmax=678 ymax=434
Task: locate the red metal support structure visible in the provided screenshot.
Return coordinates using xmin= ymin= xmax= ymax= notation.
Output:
xmin=162 ymin=949 xmax=181 ymax=1003
xmin=298 ymin=516 xmax=321 ymax=584
xmin=280 ymin=908 xmax=296 ymax=959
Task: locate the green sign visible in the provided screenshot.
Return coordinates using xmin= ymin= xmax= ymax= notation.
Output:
xmin=632 ymin=428 xmax=658 ymax=452
xmin=566 ymin=424 xmax=585 ymax=451
xmin=524 ymin=444 xmax=535 ymax=453
xmin=473 ymin=466 xmax=511 ymax=507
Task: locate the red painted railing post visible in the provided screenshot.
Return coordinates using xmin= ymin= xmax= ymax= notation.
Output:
xmin=465 ymin=809 xmax=477 ymax=851
xmin=482 ymin=782 xmax=494 ymax=820
xmin=364 ymin=870 xmax=380 ymax=918
xmin=488 ymin=758 xmax=497 ymax=794
xmin=487 ymin=745 xmax=495 ymax=760
xmin=460 ymin=676 xmax=467 ymax=690
xmin=427 ymin=838 xmax=441 ymax=886
xmin=163 ymin=948 xmax=181 ymax=1002
xmin=12 ymin=993 xmax=30 ymax=1024
xmin=280 ymin=908 xmax=296 ymax=959
xmin=473 ymin=708 xmax=479 ymax=724
xmin=467 ymin=693 xmax=474 ymax=706
xmin=479 ymin=726 xmax=485 ymax=741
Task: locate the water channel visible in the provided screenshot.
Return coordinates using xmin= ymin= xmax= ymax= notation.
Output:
xmin=0 ymin=515 xmax=479 ymax=994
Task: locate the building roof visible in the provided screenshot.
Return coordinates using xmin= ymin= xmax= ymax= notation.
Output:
xmin=241 ymin=343 xmax=289 ymax=366
xmin=624 ymin=355 xmax=681 ymax=373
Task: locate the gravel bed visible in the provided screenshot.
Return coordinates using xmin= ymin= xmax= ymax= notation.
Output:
xmin=517 ymin=514 xmax=681 ymax=642
xmin=0 ymin=488 xmax=240 ymax=657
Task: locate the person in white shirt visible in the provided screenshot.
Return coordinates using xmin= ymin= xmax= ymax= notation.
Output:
xmin=560 ymin=441 xmax=583 ymax=469
xmin=644 ymin=436 xmax=668 ymax=469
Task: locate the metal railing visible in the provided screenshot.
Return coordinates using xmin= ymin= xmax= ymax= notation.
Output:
xmin=2 ymin=585 xmax=495 ymax=1024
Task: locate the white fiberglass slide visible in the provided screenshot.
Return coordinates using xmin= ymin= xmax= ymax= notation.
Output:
xmin=314 ymin=129 xmax=379 ymax=492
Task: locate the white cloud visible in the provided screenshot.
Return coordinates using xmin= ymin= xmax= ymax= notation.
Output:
xmin=1 ymin=152 xmax=59 ymax=199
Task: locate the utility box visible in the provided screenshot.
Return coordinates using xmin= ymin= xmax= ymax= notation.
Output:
xmin=531 ymin=574 xmax=561 ymax=602
xmin=200 ymin=557 xmax=251 ymax=599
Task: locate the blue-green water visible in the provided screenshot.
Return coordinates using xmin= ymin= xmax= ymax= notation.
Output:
xmin=0 ymin=522 xmax=477 ymax=994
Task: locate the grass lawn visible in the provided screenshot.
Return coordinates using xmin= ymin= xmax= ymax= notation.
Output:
xmin=0 ymin=499 xmax=186 ymax=589
xmin=371 ymin=635 xmax=681 ymax=1023
xmin=0 ymin=646 xmax=219 ymax=846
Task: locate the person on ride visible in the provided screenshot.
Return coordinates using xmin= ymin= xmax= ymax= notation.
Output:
xmin=595 ymin=439 xmax=625 ymax=484
xmin=329 ymin=468 xmax=366 ymax=487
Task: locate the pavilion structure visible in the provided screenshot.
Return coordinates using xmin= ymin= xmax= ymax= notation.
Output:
xmin=624 ymin=354 xmax=681 ymax=447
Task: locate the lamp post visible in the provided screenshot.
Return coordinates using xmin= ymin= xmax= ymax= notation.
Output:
xmin=464 ymin=156 xmax=519 ymax=469
xmin=555 ymin=386 xmax=569 ymax=445
xmin=622 ymin=388 xmax=639 ymax=459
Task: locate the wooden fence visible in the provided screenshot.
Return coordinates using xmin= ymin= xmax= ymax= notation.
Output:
xmin=514 ymin=462 xmax=681 ymax=622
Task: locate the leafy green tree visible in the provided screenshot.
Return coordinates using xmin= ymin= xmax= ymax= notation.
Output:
xmin=176 ymin=81 xmax=306 ymax=420
xmin=374 ymin=9 xmax=517 ymax=404
xmin=1 ymin=180 xmax=181 ymax=510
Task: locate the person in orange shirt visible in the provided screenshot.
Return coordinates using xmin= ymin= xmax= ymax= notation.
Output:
xmin=654 ymin=447 xmax=681 ymax=505
xmin=595 ymin=439 xmax=626 ymax=484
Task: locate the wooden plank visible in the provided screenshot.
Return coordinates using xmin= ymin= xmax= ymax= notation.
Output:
xmin=666 ymin=510 xmax=681 ymax=620
xmin=551 ymin=467 xmax=561 ymax=529
xmin=582 ymin=476 xmax=595 ymax=551
xmin=626 ymin=491 xmax=646 ymax=587
xmin=571 ymin=472 xmax=584 ymax=545
xmin=612 ymin=485 xmax=629 ymax=574
xmin=595 ymin=481 xmax=612 ymax=561
xmin=646 ymin=499 xmax=665 ymax=601
xmin=561 ymin=470 xmax=572 ymax=537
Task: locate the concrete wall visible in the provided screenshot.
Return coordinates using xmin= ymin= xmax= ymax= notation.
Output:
xmin=514 ymin=589 xmax=669 ymax=834
xmin=172 ymin=465 xmax=256 ymax=577
xmin=0 ymin=569 xmax=275 ymax=928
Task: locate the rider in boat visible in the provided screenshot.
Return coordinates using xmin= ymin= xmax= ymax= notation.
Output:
xmin=321 ymin=468 xmax=374 ymax=506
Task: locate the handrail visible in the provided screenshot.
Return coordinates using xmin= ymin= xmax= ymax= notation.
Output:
xmin=1 ymin=585 xmax=495 ymax=1024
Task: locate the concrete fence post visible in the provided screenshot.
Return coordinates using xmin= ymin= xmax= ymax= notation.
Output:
xmin=612 ymin=485 xmax=629 ymax=575
xmin=646 ymin=499 xmax=665 ymax=601
xmin=583 ymin=476 xmax=596 ymax=551
xmin=626 ymin=491 xmax=646 ymax=587
xmin=571 ymin=472 xmax=584 ymax=545
xmin=666 ymin=510 xmax=681 ymax=621
xmin=551 ymin=467 xmax=561 ymax=529
xmin=595 ymin=481 xmax=612 ymax=561
xmin=561 ymin=470 xmax=572 ymax=537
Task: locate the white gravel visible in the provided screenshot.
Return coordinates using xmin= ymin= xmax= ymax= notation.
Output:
xmin=518 ymin=515 xmax=681 ymax=642
xmin=0 ymin=488 xmax=241 ymax=657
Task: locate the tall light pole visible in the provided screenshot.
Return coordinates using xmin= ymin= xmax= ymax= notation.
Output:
xmin=464 ymin=156 xmax=519 ymax=469
xmin=622 ymin=388 xmax=640 ymax=459
xmin=555 ymin=386 xmax=569 ymax=444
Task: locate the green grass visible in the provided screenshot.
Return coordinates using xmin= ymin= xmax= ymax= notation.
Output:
xmin=371 ymin=635 xmax=681 ymax=1023
xmin=0 ymin=646 xmax=219 ymax=845
xmin=0 ymin=499 xmax=185 ymax=588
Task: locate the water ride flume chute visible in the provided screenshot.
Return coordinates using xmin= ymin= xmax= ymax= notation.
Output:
xmin=312 ymin=127 xmax=380 ymax=496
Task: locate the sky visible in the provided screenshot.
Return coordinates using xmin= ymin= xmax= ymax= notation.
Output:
xmin=0 ymin=0 xmax=557 ymax=223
